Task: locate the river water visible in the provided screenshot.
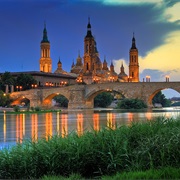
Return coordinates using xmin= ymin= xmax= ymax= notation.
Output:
xmin=0 ymin=107 xmax=179 ymax=149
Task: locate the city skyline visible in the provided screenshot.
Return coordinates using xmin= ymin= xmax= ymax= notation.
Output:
xmin=0 ymin=0 xmax=180 ymax=97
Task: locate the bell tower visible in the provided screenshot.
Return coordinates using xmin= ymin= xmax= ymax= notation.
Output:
xmin=83 ymin=17 xmax=96 ymax=74
xmin=39 ymin=23 xmax=52 ymax=73
xmin=129 ymin=33 xmax=139 ymax=82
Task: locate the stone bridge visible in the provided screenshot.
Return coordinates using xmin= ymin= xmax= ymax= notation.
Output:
xmin=10 ymin=82 xmax=180 ymax=109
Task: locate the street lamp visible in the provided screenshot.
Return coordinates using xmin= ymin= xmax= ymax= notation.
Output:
xmin=32 ymin=84 xmax=37 ymax=88
xmin=146 ymin=76 xmax=150 ymax=82
xmin=16 ymin=86 xmax=22 ymax=91
xmin=166 ymin=75 xmax=170 ymax=82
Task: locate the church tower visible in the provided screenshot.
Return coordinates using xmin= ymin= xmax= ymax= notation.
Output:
xmin=129 ymin=33 xmax=139 ymax=82
xmin=83 ymin=18 xmax=96 ymax=74
xmin=39 ymin=24 xmax=52 ymax=73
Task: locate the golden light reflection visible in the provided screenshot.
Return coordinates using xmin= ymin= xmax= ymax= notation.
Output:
xmin=61 ymin=114 xmax=68 ymax=138
xmin=3 ymin=113 xmax=6 ymax=142
xmin=145 ymin=112 xmax=152 ymax=120
xmin=31 ymin=114 xmax=38 ymax=141
xmin=93 ymin=113 xmax=99 ymax=131
xmin=107 ymin=113 xmax=116 ymax=129
xmin=16 ymin=114 xmax=25 ymax=143
xmin=127 ymin=113 xmax=134 ymax=124
xmin=77 ymin=113 xmax=83 ymax=136
xmin=57 ymin=112 xmax=60 ymax=135
xmin=45 ymin=113 xmax=52 ymax=140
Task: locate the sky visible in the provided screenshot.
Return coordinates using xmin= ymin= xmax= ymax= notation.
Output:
xmin=0 ymin=0 xmax=180 ymax=98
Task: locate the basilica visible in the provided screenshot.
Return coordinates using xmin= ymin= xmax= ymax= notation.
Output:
xmin=39 ymin=19 xmax=139 ymax=84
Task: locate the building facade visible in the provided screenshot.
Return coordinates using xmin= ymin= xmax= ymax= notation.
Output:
xmin=69 ymin=19 xmax=139 ymax=84
xmin=38 ymin=19 xmax=139 ymax=84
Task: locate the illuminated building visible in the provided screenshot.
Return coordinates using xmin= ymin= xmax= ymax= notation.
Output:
xmin=70 ymin=18 xmax=139 ymax=84
xmin=39 ymin=23 xmax=52 ymax=73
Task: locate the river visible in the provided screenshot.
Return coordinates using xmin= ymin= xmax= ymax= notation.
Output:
xmin=0 ymin=107 xmax=179 ymax=149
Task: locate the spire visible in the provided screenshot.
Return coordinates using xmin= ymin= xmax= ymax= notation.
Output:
xmin=110 ymin=60 xmax=114 ymax=73
xmin=41 ymin=23 xmax=49 ymax=43
xmin=71 ymin=59 xmax=75 ymax=68
xmin=121 ymin=62 xmax=125 ymax=73
xmin=76 ymin=51 xmax=82 ymax=66
xmin=86 ymin=17 xmax=93 ymax=37
xmin=57 ymin=57 xmax=62 ymax=70
xmin=103 ymin=55 xmax=107 ymax=63
xmin=58 ymin=57 xmax=61 ymax=64
xmin=131 ymin=32 xmax=137 ymax=49
xmin=110 ymin=60 xmax=114 ymax=67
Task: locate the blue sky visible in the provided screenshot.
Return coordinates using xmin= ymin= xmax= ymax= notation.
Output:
xmin=0 ymin=0 xmax=180 ymax=97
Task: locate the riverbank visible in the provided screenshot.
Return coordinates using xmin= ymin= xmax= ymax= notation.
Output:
xmin=0 ymin=107 xmax=61 ymax=114
xmin=0 ymin=116 xmax=179 ymax=179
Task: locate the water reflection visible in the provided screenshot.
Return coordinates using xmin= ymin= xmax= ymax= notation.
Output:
xmin=0 ymin=108 xmax=179 ymax=149
xmin=107 ymin=113 xmax=116 ymax=129
xmin=3 ymin=113 xmax=6 ymax=142
xmin=77 ymin=113 xmax=83 ymax=136
xmin=31 ymin=114 xmax=38 ymax=141
xmin=93 ymin=113 xmax=99 ymax=131
xmin=45 ymin=113 xmax=52 ymax=140
xmin=16 ymin=114 xmax=25 ymax=143
xmin=61 ymin=114 xmax=68 ymax=138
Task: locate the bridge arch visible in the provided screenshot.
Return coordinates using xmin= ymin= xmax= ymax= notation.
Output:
xmin=42 ymin=92 xmax=69 ymax=108
xmin=148 ymin=87 xmax=180 ymax=106
xmin=11 ymin=95 xmax=30 ymax=107
xmin=85 ymin=88 xmax=126 ymax=108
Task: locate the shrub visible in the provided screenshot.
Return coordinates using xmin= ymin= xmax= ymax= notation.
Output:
xmin=13 ymin=106 xmax=20 ymax=112
xmin=94 ymin=92 xmax=114 ymax=108
xmin=116 ymin=98 xmax=147 ymax=109
xmin=34 ymin=106 xmax=41 ymax=111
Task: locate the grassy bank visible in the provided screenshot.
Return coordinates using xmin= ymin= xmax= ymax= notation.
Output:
xmin=0 ymin=117 xmax=180 ymax=179
xmin=0 ymin=109 xmax=61 ymax=114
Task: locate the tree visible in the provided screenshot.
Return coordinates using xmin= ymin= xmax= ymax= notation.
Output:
xmin=152 ymin=91 xmax=171 ymax=107
xmin=0 ymin=90 xmax=12 ymax=107
xmin=53 ymin=95 xmax=68 ymax=107
xmin=116 ymin=98 xmax=147 ymax=109
xmin=94 ymin=92 xmax=114 ymax=108
xmin=15 ymin=73 xmax=37 ymax=90
xmin=0 ymin=72 xmax=15 ymax=92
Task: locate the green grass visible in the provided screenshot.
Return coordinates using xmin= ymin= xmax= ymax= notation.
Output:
xmin=102 ymin=167 xmax=180 ymax=179
xmin=42 ymin=167 xmax=180 ymax=179
xmin=0 ymin=117 xmax=179 ymax=179
xmin=0 ymin=109 xmax=61 ymax=114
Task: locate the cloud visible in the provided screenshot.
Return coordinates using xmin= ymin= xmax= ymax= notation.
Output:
xmin=99 ymin=0 xmax=163 ymax=5
xmin=113 ymin=59 xmax=129 ymax=75
xmin=163 ymin=2 xmax=180 ymax=22
xmin=140 ymin=69 xmax=165 ymax=82
xmin=139 ymin=30 xmax=180 ymax=81
xmin=113 ymin=30 xmax=180 ymax=82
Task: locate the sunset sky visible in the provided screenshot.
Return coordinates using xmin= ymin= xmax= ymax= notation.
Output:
xmin=0 ymin=0 xmax=179 ymax=97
